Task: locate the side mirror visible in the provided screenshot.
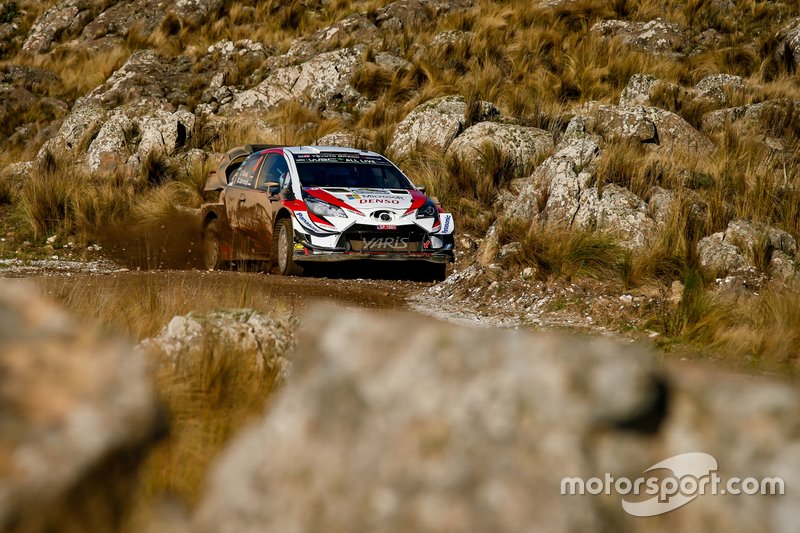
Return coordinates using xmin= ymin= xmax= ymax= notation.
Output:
xmin=266 ymin=181 xmax=281 ymax=189
xmin=418 ymin=186 xmax=427 ymax=195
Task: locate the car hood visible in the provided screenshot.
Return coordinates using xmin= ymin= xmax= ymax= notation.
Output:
xmin=303 ymin=187 xmax=426 ymax=214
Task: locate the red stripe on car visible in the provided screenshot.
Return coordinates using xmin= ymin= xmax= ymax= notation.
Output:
xmin=309 ymin=213 xmax=334 ymax=227
xmin=404 ymin=189 xmax=427 ymax=215
xmin=305 ymin=188 xmax=364 ymax=215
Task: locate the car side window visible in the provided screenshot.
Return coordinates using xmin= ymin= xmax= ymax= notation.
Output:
xmin=230 ymin=153 xmax=263 ymax=188
xmin=256 ymin=154 xmax=289 ymax=192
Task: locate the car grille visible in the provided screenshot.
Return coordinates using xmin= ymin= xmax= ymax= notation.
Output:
xmin=339 ymin=224 xmax=428 ymax=252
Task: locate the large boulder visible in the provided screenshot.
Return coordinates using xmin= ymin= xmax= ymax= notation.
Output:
xmin=287 ymin=13 xmax=379 ymax=60
xmin=194 ymin=304 xmax=800 ymax=532
xmin=697 ymin=219 xmax=798 ymax=276
xmin=372 ymin=0 xmax=473 ymax=31
xmin=503 ymin=137 xmax=657 ymax=249
xmin=591 ymin=18 xmax=688 ymax=57
xmin=86 ymin=110 xmax=133 ymax=172
xmin=573 ymin=184 xmax=658 ymax=249
xmin=218 ymin=46 xmax=365 ymax=115
xmin=139 ymin=308 xmax=294 ymax=381
xmin=22 ymin=0 xmax=96 ymax=53
xmin=504 ymin=137 xmax=600 ymax=221
xmin=446 ymin=121 xmax=553 ymax=175
xmin=387 ymin=95 xmax=499 ymax=158
xmin=775 ymin=17 xmax=800 ymax=69
xmin=0 ymin=280 xmax=161 ymax=532
xmin=580 ymin=103 xmax=714 ymax=154
xmin=694 ymin=73 xmax=746 ymax=107
xmin=619 ymin=74 xmax=658 ymax=108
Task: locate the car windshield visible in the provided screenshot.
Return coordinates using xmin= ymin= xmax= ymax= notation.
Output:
xmin=293 ymin=155 xmax=413 ymax=189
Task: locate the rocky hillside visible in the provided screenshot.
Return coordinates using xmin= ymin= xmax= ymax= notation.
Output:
xmin=1 ymin=0 xmax=800 ymax=367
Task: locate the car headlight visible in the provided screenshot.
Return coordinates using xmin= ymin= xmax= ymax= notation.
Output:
xmin=416 ymin=200 xmax=439 ymax=219
xmin=306 ymin=198 xmax=347 ymax=218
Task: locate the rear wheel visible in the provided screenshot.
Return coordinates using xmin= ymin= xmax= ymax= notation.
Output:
xmin=274 ymin=218 xmax=303 ymax=276
xmin=202 ymin=219 xmax=222 ymax=271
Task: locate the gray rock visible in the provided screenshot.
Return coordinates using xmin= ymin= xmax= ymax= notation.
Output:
xmin=86 ymin=111 xmax=133 ymax=172
xmin=619 ymin=74 xmax=658 ymax=108
xmin=724 ymin=219 xmax=797 ymax=258
xmin=446 ymin=121 xmax=553 ymax=175
xmin=193 ymin=304 xmax=800 ymax=533
xmin=698 ymin=232 xmax=750 ymax=274
xmin=287 ymin=13 xmax=378 ymax=60
xmin=373 ymin=0 xmax=472 ymax=31
xmin=431 ymin=29 xmax=474 ymax=47
xmin=316 ymin=131 xmax=371 ymax=149
xmin=136 ymin=109 xmax=195 ymax=159
xmin=694 ymin=74 xmax=746 ymax=107
xmin=173 ymin=0 xmax=225 ymax=27
xmin=506 ymin=137 xmax=599 ymax=221
xmin=221 ymin=46 xmax=364 ymax=115
xmin=776 ymin=17 xmax=800 ymax=69
xmin=22 ymin=0 xmax=91 ymax=53
xmin=769 ymin=250 xmax=797 ymax=284
xmin=583 ymin=104 xmax=658 ymax=143
xmin=0 ymin=280 xmax=161 ymax=531
xmin=37 ymin=99 xmax=107 ymax=160
xmin=388 ymin=95 xmax=472 ymax=158
xmin=139 ymin=308 xmax=294 ymax=381
xmin=647 ymin=186 xmax=675 ymax=225
xmin=591 ymin=18 xmax=687 ymax=57
xmin=582 ymin=103 xmax=714 ymax=154
xmin=573 ymin=184 xmax=657 ymax=249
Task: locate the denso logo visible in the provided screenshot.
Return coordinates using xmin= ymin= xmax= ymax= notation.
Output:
xmin=362 ymin=237 xmax=409 ymax=249
xmin=358 ymin=198 xmax=401 ymax=204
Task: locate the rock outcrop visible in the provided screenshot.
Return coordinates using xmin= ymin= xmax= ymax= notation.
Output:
xmin=698 ymin=219 xmax=798 ymax=276
xmin=591 ymin=18 xmax=687 ymax=57
xmin=0 ymin=280 xmax=162 ymax=532
xmin=446 ymin=121 xmax=553 ymax=175
xmin=217 ymin=46 xmax=365 ymax=115
xmin=578 ymin=103 xmax=715 ymax=154
xmin=194 ymin=304 xmax=800 ymax=533
xmin=139 ymin=308 xmax=294 ymax=381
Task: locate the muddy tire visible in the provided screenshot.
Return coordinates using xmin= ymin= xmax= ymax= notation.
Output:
xmin=274 ymin=218 xmax=303 ymax=276
xmin=202 ymin=219 xmax=223 ymax=271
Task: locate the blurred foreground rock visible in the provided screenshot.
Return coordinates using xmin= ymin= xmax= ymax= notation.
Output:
xmin=0 ymin=280 xmax=162 ymax=533
xmin=194 ymin=305 xmax=800 ymax=533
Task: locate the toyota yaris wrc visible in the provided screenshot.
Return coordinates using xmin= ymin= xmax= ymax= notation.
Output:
xmin=200 ymin=145 xmax=455 ymax=280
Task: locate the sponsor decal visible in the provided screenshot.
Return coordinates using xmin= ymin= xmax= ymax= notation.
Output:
xmin=377 ymin=225 xmax=398 ymax=230
xmin=442 ymin=214 xmax=451 ymax=233
xmin=346 ymin=194 xmax=362 ymax=200
xmin=293 ymin=243 xmax=305 ymax=251
xmin=359 ymin=198 xmax=401 ymax=205
xmin=362 ymin=237 xmax=410 ymax=249
xmin=294 ymin=211 xmax=315 ymax=229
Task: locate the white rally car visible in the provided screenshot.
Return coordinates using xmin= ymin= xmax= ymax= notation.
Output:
xmin=200 ymin=145 xmax=455 ymax=280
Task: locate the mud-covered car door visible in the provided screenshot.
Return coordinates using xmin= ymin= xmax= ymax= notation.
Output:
xmin=224 ymin=152 xmax=270 ymax=254
xmin=252 ymin=152 xmax=290 ymax=254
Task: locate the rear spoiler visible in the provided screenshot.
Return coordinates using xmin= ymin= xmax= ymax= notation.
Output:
xmin=204 ymin=144 xmax=283 ymax=192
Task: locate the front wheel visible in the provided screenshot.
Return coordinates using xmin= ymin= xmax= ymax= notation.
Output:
xmin=202 ymin=219 xmax=223 ymax=271
xmin=274 ymin=218 xmax=303 ymax=276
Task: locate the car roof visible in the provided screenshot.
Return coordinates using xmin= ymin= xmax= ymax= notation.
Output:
xmin=281 ymin=146 xmax=384 ymax=158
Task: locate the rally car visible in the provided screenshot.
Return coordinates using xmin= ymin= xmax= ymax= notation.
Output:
xmin=200 ymin=145 xmax=455 ymax=280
